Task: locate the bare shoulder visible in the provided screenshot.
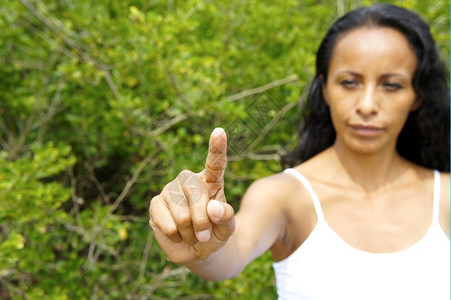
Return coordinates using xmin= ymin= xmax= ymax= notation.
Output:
xmin=240 ymin=170 xmax=312 ymax=211
xmin=234 ymin=169 xmax=315 ymax=246
xmin=439 ymin=171 xmax=450 ymax=237
xmin=439 ymin=171 xmax=449 ymax=199
xmin=233 ymin=168 xmax=319 ymax=262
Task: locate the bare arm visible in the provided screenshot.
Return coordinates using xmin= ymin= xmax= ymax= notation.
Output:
xmin=185 ymin=177 xmax=288 ymax=280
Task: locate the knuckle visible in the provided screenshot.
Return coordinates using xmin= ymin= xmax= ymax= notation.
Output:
xmin=223 ymin=204 xmax=235 ymax=219
xmin=179 ymin=169 xmax=193 ymax=180
xmin=214 ymin=220 xmax=235 ymax=240
xmin=149 ymin=194 xmax=160 ymax=207
xmin=193 ymin=215 xmax=210 ymax=229
xmin=167 ymin=253 xmax=184 ymax=264
xmin=180 ymin=169 xmax=192 ymax=175
xmin=160 ymin=226 xmax=183 ymax=244
xmin=174 ymin=212 xmax=192 ymax=228
xmin=161 ymin=184 xmax=169 ymax=194
xmin=163 ymin=226 xmax=180 ymax=238
xmin=149 ymin=197 xmax=163 ymax=217
xmin=184 ymin=237 xmax=198 ymax=246
xmin=148 ymin=207 xmax=156 ymax=223
xmin=149 ymin=219 xmax=156 ymax=229
xmin=197 ymin=253 xmax=210 ymax=260
xmin=149 ymin=214 xmax=157 ymax=227
xmin=205 ymin=161 xmax=225 ymax=172
xmin=148 ymin=214 xmax=167 ymax=233
xmin=174 ymin=170 xmax=196 ymax=188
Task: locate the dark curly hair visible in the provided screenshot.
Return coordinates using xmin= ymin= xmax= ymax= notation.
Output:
xmin=283 ymin=4 xmax=450 ymax=172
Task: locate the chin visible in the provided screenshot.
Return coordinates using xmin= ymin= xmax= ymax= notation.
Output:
xmin=351 ymin=142 xmax=394 ymax=155
xmin=338 ymin=138 xmax=394 ymax=155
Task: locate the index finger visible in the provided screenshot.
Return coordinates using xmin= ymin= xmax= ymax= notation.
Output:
xmin=203 ymin=127 xmax=227 ymax=183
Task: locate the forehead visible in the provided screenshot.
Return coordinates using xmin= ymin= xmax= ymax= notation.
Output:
xmin=328 ymin=26 xmax=417 ymax=76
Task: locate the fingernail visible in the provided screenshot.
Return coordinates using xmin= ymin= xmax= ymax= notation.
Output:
xmin=212 ymin=127 xmax=224 ymax=135
xmin=213 ymin=202 xmax=224 ymax=219
xmin=197 ymin=229 xmax=211 ymax=242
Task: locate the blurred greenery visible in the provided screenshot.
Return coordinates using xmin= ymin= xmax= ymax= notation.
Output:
xmin=0 ymin=0 xmax=448 ymax=298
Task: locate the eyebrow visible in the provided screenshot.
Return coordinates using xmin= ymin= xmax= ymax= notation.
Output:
xmin=336 ymin=71 xmax=362 ymax=77
xmin=336 ymin=71 xmax=409 ymax=79
xmin=380 ymin=73 xmax=409 ymax=79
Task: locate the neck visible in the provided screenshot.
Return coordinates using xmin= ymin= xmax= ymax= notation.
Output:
xmin=330 ymin=141 xmax=409 ymax=193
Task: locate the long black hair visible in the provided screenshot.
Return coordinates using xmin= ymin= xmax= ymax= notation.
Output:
xmin=283 ymin=4 xmax=450 ymax=172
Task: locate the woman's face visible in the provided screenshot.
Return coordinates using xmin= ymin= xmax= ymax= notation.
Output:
xmin=322 ymin=26 xmax=420 ymax=155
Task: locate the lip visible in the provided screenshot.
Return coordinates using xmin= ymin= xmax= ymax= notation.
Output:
xmin=349 ymin=124 xmax=383 ymax=137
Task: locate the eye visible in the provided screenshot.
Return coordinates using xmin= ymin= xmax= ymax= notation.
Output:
xmin=383 ymin=82 xmax=403 ymax=91
xmin=340 ymin=79 xmax=358 ymax=88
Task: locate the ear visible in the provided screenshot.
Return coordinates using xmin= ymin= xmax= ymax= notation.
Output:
xmin=410 ymin=97 xmax=422 ymax=111
xmin=320 ymin=75 xmax=330 ymax=106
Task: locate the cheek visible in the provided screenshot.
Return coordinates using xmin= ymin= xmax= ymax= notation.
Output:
xmin=392 ymin=92 xmax=418 ymax=118
xmin=326 ymin=88 xmax=348 ymax=117
xmin=328 ymin=103 xmax=350 ymax=129
xmin=391 ymin=105 xmax=413 ymax=129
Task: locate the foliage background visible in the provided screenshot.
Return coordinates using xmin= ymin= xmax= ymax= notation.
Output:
xmin=0 ymin=0 xmax=448 ymax=298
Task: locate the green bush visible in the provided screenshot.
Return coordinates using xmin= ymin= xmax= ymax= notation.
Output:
xmin=0 ymin=0 xmax=448 ymax=298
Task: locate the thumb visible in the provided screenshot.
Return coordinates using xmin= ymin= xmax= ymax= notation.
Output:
xmin=207 ymin=200 xmax=235 ymax=242
xmin=207 ymin=200 xmax=234 ymax=225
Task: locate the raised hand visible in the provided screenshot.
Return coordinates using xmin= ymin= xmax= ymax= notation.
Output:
xmin=149 ymin=128 xmax=235 ymax=263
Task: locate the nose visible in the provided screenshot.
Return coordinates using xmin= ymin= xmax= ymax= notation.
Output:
xmin=356 ymin=85 xmax=378 ymax=116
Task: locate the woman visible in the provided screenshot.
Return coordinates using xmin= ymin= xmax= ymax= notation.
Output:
xmin=149 ymin=4 xmax=450 ymax=299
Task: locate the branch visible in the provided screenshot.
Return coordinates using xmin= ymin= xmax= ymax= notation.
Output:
xmin=164 ymin=67 xmax=191 ymax=107
xmin=69 ymin=167 xmax=85 ymax=230
xmin=32 ymin=81 xmax=63 ymax=129
xmin=66 ymin=154 xmax=156 ymax=271
xmin=0 ymin=136 xmax=14 ymax=153
xmin=229 ymin=152 xmax=282 ymax=162
xmin=138 ymin=231 xmax=153 ymax=282
xmin=98 ymin=64 xmax=120 ymax=99
xmin=110 ymin=154 xmax=153 ymax=213
xmin=0 ymin=275 xmax=27 ymax=299
xmin=130 ymin=230 xmax=154 ymax=296
xmin=19 ymin=0 xmax=84 ymax=51
xmin=63 ymin=223 xmax=120 ymax=259
xmin=0 ymin=116 xmax=16 ymax=149
xmin=141 ymin=267 xmax=189 ymax=298
xmin=246 ymin=100 xmax=297 ymax=151
xmin=20 ymin=0 xmax=121 ymax=99
xmin=84 ymin=162 xmax=110 ymax=205
xmin=227 ymin=74 xmax=299 ymax=102
xmin=149 ymin=113 xmax=189 ymax=138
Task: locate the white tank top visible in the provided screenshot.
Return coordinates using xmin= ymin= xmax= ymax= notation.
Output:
xmin=273 ymin=168 xmax=450 ymax=300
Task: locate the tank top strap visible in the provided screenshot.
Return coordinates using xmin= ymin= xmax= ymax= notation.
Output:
xmin=432 ymin=169 xmax=441 ymax=222
xmin=284 ymin=168 xmax=325 ymax=221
